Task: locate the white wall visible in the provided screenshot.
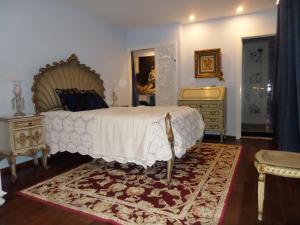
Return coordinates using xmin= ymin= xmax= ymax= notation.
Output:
xmin=127 ymin=23 xmax=181 ymax=50
xmin=0 ymin=0 xmax=128 ymax=168
xmin=0 ymin=0 xmax=129 ymax=117
xmin=180 ymin=9 xmax=277 ymax=138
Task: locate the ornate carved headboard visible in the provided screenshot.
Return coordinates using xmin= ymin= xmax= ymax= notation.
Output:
xmin=32 ymin=54 xmax=105 ymax=113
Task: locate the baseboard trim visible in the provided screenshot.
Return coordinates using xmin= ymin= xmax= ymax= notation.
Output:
xmin=241 ymin=136 xmax=273 ymax=140
xmin=1 ymin=159 xmax=36 ymax=175
xmin=203 ymin=134 xmax=236 ymax=140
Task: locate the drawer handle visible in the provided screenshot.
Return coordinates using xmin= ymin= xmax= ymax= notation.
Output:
xmin=28 ymin=122 xmax=33 ymax=126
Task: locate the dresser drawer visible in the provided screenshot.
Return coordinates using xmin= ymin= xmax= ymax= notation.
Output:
xmin=206 ymin=124 xmax=220 ymax=130
xmin=205 ymin=121 xmax=224 ymax=127
xmin=199 ymin=104 xmax=219 ymax=110
xmin=13 ymin=119 xmax=42 ymax=129
xmin=204 ymin=117 xmax=220 ymax=123
xmin=188 ymin=104 xmax=199 ymax=109
xmin=178 ymin=103 xmax=198 ymax=109
xmin=201 ymin=110 xmax=220 ymax=116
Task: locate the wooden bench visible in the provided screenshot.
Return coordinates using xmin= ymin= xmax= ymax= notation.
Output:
xmin=254 ymin=150 xmax=300 ymax=221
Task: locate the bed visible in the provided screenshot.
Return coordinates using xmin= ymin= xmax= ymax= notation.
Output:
xmin=32 ymin=54 xmax=205 ymax=184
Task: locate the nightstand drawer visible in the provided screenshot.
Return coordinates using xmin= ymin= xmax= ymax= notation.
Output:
xmin=31 ymin=127 xmax=43 ymax=146
xmin=13 ymin=119 xmax=42 ymax=129
xmin=13 ymin=127 xmax=44 ymax=150
xmin=14 ymin=129 xmax=31 ymax=150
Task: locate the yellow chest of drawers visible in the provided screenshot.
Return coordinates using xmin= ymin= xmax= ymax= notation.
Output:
xmin=178 ymin=86 xmax=226 ymax=142
xmin=0 ymin=115 xmax=49 ymax=182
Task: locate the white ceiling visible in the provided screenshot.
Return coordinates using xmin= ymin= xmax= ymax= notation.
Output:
xmin=62 ymin=0 xmax=277 ymax=30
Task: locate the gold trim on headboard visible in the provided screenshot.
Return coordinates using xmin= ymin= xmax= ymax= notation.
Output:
xmin=32 ymin=54 xmax=105 ymax=113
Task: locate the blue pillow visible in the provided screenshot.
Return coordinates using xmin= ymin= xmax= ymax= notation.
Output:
xmin=80 ymin=90 xmax=109 ymax=110
xmin=55 ymin=89 xmax=83 ymax=111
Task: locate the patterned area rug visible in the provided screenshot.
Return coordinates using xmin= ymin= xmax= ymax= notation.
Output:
xmin=19 ymin=143 xmax=241 ymax=225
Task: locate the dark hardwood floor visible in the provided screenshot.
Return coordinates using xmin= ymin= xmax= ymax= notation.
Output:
xmin=0 ymin=138 xmax=299 ymax=225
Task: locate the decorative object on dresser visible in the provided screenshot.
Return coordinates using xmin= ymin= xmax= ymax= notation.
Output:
xmin=0 ymin=115 xmax=49 ymax=183
xmin=194 ymin=48 xmax=224 ymax=81
xmin=12 ymin=80 xmax=25 ymax=117
xmin=178 ymin=86 xmax=226 ymax=142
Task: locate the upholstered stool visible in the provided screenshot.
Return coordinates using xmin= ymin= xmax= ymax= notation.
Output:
xmin=254 ymin=150 xmax=300 ymax=221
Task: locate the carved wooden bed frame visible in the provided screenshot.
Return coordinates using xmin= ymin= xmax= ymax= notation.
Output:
xmin=31 ymin=54 xmax=177 ymax=185
xmin=32 ymin=54 xmax=105 ymax=113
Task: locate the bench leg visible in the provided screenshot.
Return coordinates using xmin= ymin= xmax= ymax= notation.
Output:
xmin=258 ymin=173 xmax=265 ymax=221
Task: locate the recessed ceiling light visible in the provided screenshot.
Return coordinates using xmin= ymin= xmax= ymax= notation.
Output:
xmin=236 ymin=6 xmax=244 ymax=13
xmin=189 ymin=15 xmax=195 ymax=22
xmin=276 ymin=0 xmax=280 ymax=5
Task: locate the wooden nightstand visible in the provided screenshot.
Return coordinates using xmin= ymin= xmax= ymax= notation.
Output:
xmin=0 ymin=115 xmax=49 ymax=183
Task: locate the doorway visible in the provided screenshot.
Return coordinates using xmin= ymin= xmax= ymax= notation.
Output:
xmin=241 ymin=36 xmax=276 ymax=137
xmin=132 ymin=48 xmax=156 ymax=106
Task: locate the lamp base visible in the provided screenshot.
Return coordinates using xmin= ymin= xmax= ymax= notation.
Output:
xmin=14 ymin=111 xmax=26 ymax=117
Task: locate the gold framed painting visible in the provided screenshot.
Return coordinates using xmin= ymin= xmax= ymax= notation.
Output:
xmin=194 ymin=48 xmax=224 ymax=81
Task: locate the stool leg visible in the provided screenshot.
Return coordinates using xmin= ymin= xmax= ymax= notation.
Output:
xmin=258 ymin=173 xmax=265 ymax=221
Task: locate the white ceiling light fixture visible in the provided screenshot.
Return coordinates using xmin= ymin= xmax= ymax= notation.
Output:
xmin=276 ymin=0 xmax=280 ymax=5
xmin=236 ymin=6 xmax=244 ymax=13
xmin=189 ymin=14 xmax=195 ymax=22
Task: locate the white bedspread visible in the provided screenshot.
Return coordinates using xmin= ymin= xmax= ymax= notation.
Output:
xmin=42 ymin=106 xmax=204 ymax=167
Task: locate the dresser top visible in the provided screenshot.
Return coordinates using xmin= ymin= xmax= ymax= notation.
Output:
xmin=0 ymin=114 xmax=43 ymax=122
xmin=178 ymin=86 xmax=226 ymax=101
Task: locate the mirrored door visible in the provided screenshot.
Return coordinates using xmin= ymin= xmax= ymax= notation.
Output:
xmin=242 ymin=36 xmax=275 ymax=136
